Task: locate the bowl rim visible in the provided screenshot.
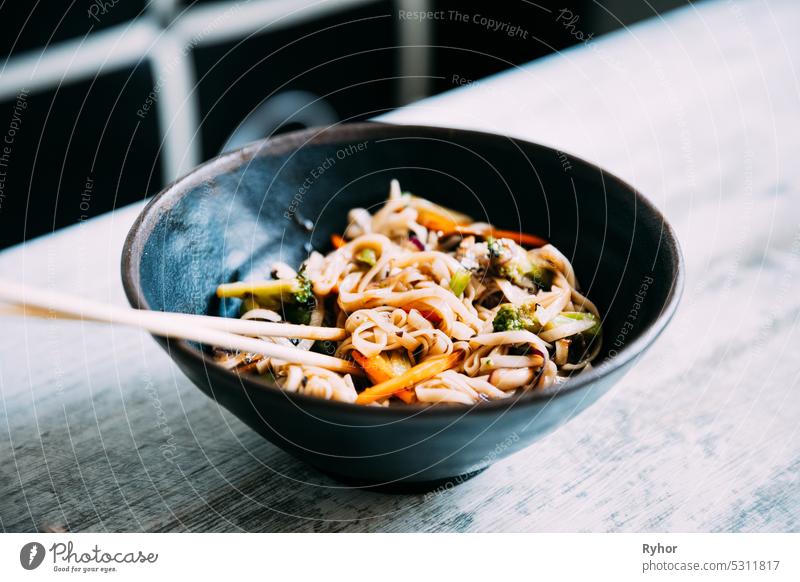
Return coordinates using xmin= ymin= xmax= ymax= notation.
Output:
xmin=122 ymin=121 xmax=684 ymax=417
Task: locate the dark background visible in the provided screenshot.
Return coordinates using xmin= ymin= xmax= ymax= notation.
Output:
xmin=0 ymin=0 xmax=687 ymax=249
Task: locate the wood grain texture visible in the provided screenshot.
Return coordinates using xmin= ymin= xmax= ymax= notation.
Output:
xmin=1 ymin=0 xmax=799 ymax=532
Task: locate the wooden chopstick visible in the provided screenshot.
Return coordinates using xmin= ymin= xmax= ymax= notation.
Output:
xmin=0 ymin=280 xmax=344 ymax=340
xmin=0 ymin=280 xmax=359 ymax=376
xmin=145 ymin=311 xmax=345 ymax=341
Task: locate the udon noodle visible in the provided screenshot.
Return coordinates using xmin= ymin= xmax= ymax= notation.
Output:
xmin=215 ymin=180 xmax=602 ymax=406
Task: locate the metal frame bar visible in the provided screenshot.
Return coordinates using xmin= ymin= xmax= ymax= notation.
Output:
xmin=396 ymin=0 xmax=432 ymax=104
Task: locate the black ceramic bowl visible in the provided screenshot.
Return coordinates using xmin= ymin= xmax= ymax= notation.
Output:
xmin=122 ymin=123 xmax=683 ymax=487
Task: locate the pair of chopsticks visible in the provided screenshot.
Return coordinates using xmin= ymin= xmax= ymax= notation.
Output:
xmin=0 ymin=279 xmax=361 ymax=376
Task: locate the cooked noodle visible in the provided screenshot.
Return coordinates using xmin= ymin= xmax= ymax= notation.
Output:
xmin=215 ymin=180 xmax=602 ymax=406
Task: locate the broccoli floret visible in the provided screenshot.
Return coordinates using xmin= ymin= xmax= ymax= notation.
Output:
xmin=492 ymin=302 xmax=540 ymax=332
xmin=486 ymin=236 xmax=503 ymax=259
xmin=489 ymin=238 xmax=529 ymax=285
xmin=217 ymin=277 xmax=308 ymax=304
xmin=496 ymin=253 xmax=554 ymax=290
xmin=488 ymin=237 xmax=555 ymax=291
xmin=497 ymin=262 xmax=530 ymax=286
xmin=493 ymin=304 xmax=524 ymax=331
xmin=217 ymin=273 xmax=316 ymax=324
xmin=293 ymin=272 xmax=314 ymax=304
xmin=281 ymin=272 xmax=315 ymax=324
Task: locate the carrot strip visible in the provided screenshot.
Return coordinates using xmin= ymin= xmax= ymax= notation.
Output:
xmin=393 ymin=388 xmax=417 ymax=404
xmin=352 ymin=351 xmax=393 ymax=382
xmin=330 ymin=234 xmax=346 ymax=249
xmin=415 ymin=208 xmax=460 ymax=233
xmin=451 ymin=225 xmax=547 ymax=247
xmin=487 ymin=228 xmax=548 ymax=248
xmin=355 ymin=352 xmax=463 ymax=405
xmin=412 ymin=198 xmax=546 ymax=247
xmin=352 ymin=351 xmax=415 ymax=403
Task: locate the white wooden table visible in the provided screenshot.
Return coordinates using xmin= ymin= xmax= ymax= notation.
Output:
xmin=2 ymin=0 xmax=799 ymax=532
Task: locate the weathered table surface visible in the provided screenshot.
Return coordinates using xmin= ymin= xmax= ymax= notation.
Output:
xmin=2 ymin=0 xmax=799 ymax=532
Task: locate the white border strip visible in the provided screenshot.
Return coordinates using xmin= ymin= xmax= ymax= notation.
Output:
xmin=2 ymin=533 xmax=798 ymax=580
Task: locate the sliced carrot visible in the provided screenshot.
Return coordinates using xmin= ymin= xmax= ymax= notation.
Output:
xmin=330 ymin=234 xmax=346 ymax=249
xmin=487 ymin=228 xmax=548 ymax=248
xmin=412 ymin=198 xmax=546 ymax=247
xmin=352 ymin=350 xmax=415 ymax=403
xmin=355 ymin=352 xmax=463 ymax=405
xmin=415 ymin=208 xmax=460 ymax=233
xmin=387 ymin=351 xmax=417 ymax=403
xmin=352 ymin=351 xmax=393 ymax=382
xmin=412 ymin=198 xmax=473 ymax=226
xmin=451 ymin=225 xmax=547 ymax=248
xmin=393 ymin=388 xmax=417 ymax=404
